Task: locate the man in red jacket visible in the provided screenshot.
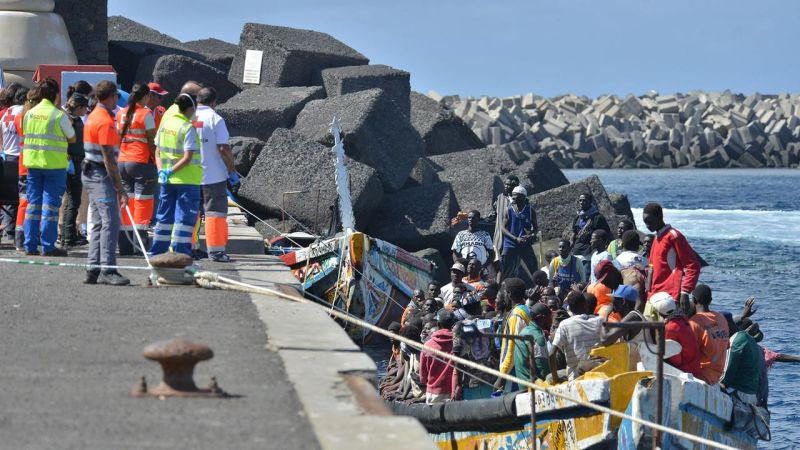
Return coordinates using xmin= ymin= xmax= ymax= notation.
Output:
xmin=642 ymin=202 xmax=701 ymax=318
xmin=651 ymin=292 xmax=702 ymax=378
xmin=420 ymin=309 xmax=457 ymax=404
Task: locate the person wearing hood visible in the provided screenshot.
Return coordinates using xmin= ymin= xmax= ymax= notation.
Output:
xmin=651 ymin=292 xmax=702 ymax=378
xmin=500 ymin=185 xmax=539 ymax=282
xmin=420 ymin=309 xmax=457 ymax=404
xmin=570 ymin=192 xmax=611 ymax=258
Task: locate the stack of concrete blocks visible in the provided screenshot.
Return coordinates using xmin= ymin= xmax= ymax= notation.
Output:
xmin=0 ymin=0 xmax=77 ymax=86
xmin=440 ymin=90 xmax=800 ymax=169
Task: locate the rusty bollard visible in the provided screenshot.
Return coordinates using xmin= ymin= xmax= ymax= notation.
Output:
xmin=131 ymin=338 xmax=230 ymax=398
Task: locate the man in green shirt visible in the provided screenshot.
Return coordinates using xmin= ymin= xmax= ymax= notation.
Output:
xmin=513 ymin=303 xmax=552 ymax=382
xmin=721 ymin=320 xmax=764 ymax=403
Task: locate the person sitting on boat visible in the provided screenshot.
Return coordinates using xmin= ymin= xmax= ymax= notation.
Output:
xmin=495 ymin=278 xmax=531 ymax=392
xmin=587 ymin=260 xmax=623 ymax=315
xmin=452 ymin=210 xmax=495 ymax=267
xmin=721 ymin=317 xmax=764 ymax=405
xmin=642 ymin=202 xmax=701 ymax=318
xmin=598 ymin=284 xmax=638 ymax=324
xmin=570 ymin=192 xmax=612 ymax=259
xmin=687 ymin=284 xmax=730 ymax=385
xmin=549 ymin=290 xmax=603 ymax=381
xmin=614 ymin=230 xmax=649 ymax=271
xmin=500 ymin=186 xmax=539 ymax=283
xmin=549 ymin=239 xmax=586 ymax=298
xmin=420 ymin=309 xmax=457 ymax=404
xmin=641 ymin=233 xmax=655 ymax=258
xmin=401 ymin=289 xmax=426 ymax=328
xmin=513 ymin=303 xmax=552 ymax=383
xmin=379 ymin=322 xmax=405 ymax=399
xmin=600 ymin=285 xmax=645 ymax=346
xmin=452 ymin=297 xmax=494 ymax=400
xmin=606 ymin=218 xmax=635 ymax=259
xmin=441 ymin=263 xmax=475 ymax=309
xmin=463 ymin=258 xmax=487 ymax=292
xmin=651 ymin=292 xmax=702 ymax=378
xmin=589 ymin=229 xmax=613 ymax=283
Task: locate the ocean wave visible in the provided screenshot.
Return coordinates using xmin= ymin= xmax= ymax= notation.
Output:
xmin=631 ymin=207 xmax=800 ymax=246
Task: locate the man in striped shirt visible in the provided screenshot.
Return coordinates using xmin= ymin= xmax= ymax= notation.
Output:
xmin=550 ymin=292 xmax=602 ymax=380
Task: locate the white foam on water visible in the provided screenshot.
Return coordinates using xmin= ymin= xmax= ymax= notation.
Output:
xmin=631 ymin=208 xmax=800 ymax=246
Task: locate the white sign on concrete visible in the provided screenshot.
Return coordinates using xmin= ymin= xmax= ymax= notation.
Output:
xmin=242 ymin=49 xmax=263 ymax=84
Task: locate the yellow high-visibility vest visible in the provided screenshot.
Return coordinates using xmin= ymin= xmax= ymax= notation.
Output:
xmin=22 ymin=99 xmax=68 ymax=169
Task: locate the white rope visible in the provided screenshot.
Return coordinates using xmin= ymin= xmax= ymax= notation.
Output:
xmin=123 ymin=204 xmax=158 ymax=286
xmin=194 ymin=270 xmax=737 ymax=450
xmin=0 ymin=257 xmax=154 ymax=271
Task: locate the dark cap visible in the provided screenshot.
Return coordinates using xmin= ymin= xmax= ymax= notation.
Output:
xmin=530 ymin=303 xmax=550 ymax=317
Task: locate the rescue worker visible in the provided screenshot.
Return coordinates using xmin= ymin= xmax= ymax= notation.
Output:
xmin=195 ymin=87 xmax=238 ymax=262
xmin=146 ymin=82 xmax=168 ymax=129
xmin=150 ymin=93 xmax=202 ymax=257
xmin=21 ymin=78 xmax=76 ymax=256
xmin=158 ymin=81 xmax=202 ymax=131
xmin=13 ymin=88 xmax=40 ymax=250
xmin=83 ymin=80 xmax=129 ymax=285
xmin=0 ymin=85 xmax=27 ymax=243
xmin=116 ymin=83 xmax=157 ymax=255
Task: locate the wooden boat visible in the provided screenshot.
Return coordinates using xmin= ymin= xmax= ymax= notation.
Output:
xmin=390 ymin=341 xmax=770 ymax=449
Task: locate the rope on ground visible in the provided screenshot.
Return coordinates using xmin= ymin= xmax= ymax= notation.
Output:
xmin=0 ymin=257 xmax=153 ymax=271
xmin=194 ymin=270 xmax=737 ymax=450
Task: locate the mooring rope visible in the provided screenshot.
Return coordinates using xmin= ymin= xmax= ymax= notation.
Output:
xmin=194 ymin=270 xmax=737 ymax=450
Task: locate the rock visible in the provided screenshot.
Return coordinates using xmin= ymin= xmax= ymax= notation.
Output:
xmin=237 ymin=128 xmax=383 ymax=233
xmin=230 ymin=137 xmax=267 ymax=176
xmin=228 ymin=23 xmax=368 ymax=89
xmin=409 ymin=92 xmax=484 ymax=155
xmin=367 ymin=182 xmax=460 ymax=253
xmin=608 ymin=192 xmax=634 ymax=219
xmin=182 ymin=38 xmax=237 ymax=68
xmin=54 ymin=0 xmax=107 ymax=65
xmin=531 ymin=175 xmax=633 ymax=241
xmin=293 ymin=88 xmax=424 ymax=192
xmin=216 ymin=86 xmax=324 ymax=142
xmin=136 ymin=54 xmax=239 ymax=105
xmin=413 ymin=248 xmax=449 ymax=284
xmin=428 ymin=148 xmax=568 ymax=217
xmin=320 ymin=64 xmax=410 ymax=118
xmin=108 ymin=16 xmax=217 ymax=90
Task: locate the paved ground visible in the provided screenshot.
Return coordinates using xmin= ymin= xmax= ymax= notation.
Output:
xmin=0 ymin=247 xmax=320 ymax=450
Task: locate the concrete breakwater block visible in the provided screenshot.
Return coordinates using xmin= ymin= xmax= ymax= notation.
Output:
xmin=238 ymin=129 xmax=383 ymax=233
xmin=217 ymin=86 xmax=324 ymax=142
xmin=182 ymin=38 xmax=237 ymax=69
xmin=532 ymin=175 xmax=633 ymax=241
xmin=428 ymin=148 xmax=568 ymax=217
xmin=320 ymin=64 xmax=411 ymax=118
xmin=108 ymin=16 xmax=217 ymax=90
xmin=410 ymin=91 xmax=484 ymax=155
xmin=136 ymin=54 xmax=240 ymax=105
xmin=230 ymin=137 xmax=267 ymax=176
xmin=367 ymin=182 xmax=460 ymax=254
xmin=293 ymin=88 xmax=425 ymax=192
xmin=228 ymin=23 xmax=369 ymax=89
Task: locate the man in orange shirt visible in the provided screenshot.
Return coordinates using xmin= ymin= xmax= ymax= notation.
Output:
xmin=83 ymin=80 xmax=129 ymax=286
xmin=688 ymin=284 xmax=730 ymax=384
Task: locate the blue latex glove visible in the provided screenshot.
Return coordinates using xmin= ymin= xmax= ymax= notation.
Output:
xmin=67 ymin=159 xmax=75 ymax=175
xmin=158 ymin=168 xmax=173 ymax=184
xmin=228 ymin=171 xmax=241 ymax=186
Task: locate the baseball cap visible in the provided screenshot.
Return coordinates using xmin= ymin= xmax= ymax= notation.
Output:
xmin=650 ymin=292 xmax=676 ymax=316
xmin=512 ymin=186 xmax=528 ymax=196
xmin=451 ymin=262 xmax=466 ymax=273
xmin=612 ymin=285 xmax=639 ymax=303
xmin=148 ymin=82 xmax=169 ymax=96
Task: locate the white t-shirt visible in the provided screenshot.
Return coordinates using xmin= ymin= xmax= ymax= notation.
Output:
xmin=195 ymin=105 xmax=230 ymax=185
xmin=439 ymin=282 xmax=476 ymax=307
xmin=613 ymin=251 xmax=649 ymax=271
xmin=552 ymin=314 xmax=602 ymax=380
xmin=451 ymin=229 xmax=494 ymax=265
xmin=1 ymin=105 xmax=23 ymax=156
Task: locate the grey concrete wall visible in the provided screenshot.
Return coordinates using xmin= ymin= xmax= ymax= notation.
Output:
xmin=54 ymin=0 xmax=108 ymax=64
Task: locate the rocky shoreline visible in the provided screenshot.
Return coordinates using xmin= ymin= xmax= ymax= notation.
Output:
xmin=436 ymin=91 xmax=800 ymax=169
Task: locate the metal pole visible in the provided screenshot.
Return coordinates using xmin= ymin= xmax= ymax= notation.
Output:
xmin=482 ymin=332 xmax=538 ymax=450
xmin=314 ymin=189 xmax=321 ymax=235
xmin=603 ymin=321 xmax=666 ymax=449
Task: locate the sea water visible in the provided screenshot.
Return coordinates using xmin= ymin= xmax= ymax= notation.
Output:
xmin=567 ymin=168 xmax=800 ymax=449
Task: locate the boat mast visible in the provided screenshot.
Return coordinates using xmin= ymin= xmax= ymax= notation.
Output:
xmin=329 ymin=117 xmax=355 ymax=235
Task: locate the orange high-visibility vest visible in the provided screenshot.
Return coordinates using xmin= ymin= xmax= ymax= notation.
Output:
xmin=116 ymin=106 xmax=154 ymax=164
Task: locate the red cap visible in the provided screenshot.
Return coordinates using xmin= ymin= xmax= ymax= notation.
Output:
xmin=147 ymin=82 xmax=168 ymax=96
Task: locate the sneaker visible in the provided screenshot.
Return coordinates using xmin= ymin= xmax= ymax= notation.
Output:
xmin=98 ymin=271 xmax=130 ymax=286
xmin=192 ymin=249 xmax=208 ymax=261
xmin=209 ymin=251 xmax=232 ymax=263
xmin=65 ymin=236 xmax=89 ymax=247
xmin=84 ymin=269 xmax=100 ymax=285
xmin=42 ymin=248 xmax=68 ymax=257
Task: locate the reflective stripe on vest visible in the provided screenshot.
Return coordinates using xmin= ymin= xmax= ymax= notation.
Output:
xmin=119 ymin=107 xmax=152 ymax=151
xmin=22 ymin=100 xmax=68 ymax=169
xmin=158 ymin=115 xmax=202 ymax=185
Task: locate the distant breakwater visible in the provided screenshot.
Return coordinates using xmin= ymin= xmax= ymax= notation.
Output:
xmin=435 ymin=91 xmax=800 ymax=169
